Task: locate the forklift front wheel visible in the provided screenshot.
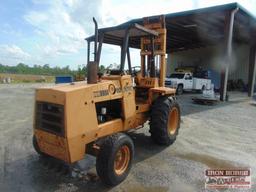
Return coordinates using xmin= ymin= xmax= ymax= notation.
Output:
xmin=150 ymin=96 xmax=181 ymax=145
xmin=96 ymin=133 xmax=134 ymax=186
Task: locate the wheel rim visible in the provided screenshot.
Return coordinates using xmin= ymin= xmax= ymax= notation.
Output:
xmin=168 ymin=107 xmax=179 ymax=135
xmin=114 ymin=145 xmax=130 ymax=175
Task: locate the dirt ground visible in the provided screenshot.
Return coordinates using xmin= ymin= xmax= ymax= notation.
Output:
xmin=0 ymin=83 xmax=255 ymax=192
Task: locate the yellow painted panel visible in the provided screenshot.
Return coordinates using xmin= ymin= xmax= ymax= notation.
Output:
xmin=35 ymin=129 xmax=70 ymax=162
xmin=66 ymin=89 xmax=98 ymax=139
xmin=97 ymin=119 xmax=123 ymax=138
xmin=36 ymin=89 xmax=65 ymax=105
xmin=67 ymin=136 xmax=86 ymax=163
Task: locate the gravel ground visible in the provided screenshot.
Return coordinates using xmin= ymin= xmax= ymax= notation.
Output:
xmin=0 ymin=83 xmax=255 ymax=192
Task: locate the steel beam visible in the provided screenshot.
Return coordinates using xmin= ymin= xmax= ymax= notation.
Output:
xmin=96 ymin=34 xmax=104 ymax=64
xmin=248 ymin=45 xmax=256 ymax=96
xmin=127 ymin=48 xmax=132 ymax=74
xmin=87 ymin=41 xmax=90 ymax=64
xmin=220 ymin=9 xmax=238 ymax=101
xmin=150 ymin=36 xmax=156 ymax=77
xmin=120 ymin=29 xmax=130 ymax=72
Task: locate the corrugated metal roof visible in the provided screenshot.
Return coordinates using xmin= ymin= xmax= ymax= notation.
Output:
xmin=86 ymin=2 xmax=256 ymax=53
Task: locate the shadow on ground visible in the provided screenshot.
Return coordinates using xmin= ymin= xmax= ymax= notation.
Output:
xmin=177 ymin=91 xmax=250 ymax=116
xmin=0 ymin=132 xmax=167 ymax=192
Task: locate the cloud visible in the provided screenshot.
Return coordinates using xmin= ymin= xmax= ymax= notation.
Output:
xmin=24 ymin=0 xmax=93 ymax=59
xmin=0 ymin=45 xmax=31 ymax=65
xmin=4 ymin=0 xmax=253 ymax=68
xmin=0 ymin=45 xmax=30 ymax=59
xmin=40 ymin=44 xmax=78 ymax=58
xmin=99 ymin=0 xmax=196 ymax=26
xmin=68 ymin=0 xmax=103 ymax=28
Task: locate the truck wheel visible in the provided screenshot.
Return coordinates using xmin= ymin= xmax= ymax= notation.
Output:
xmin=96 ymin=133 xmax=134 ymax=186
xmin=176 ymin=84 xmax=183 ymax=95
xmin=33 ymin=135 xmax=48 ymax=156
xmin=150 ymin=97 xmax=180 ymax=145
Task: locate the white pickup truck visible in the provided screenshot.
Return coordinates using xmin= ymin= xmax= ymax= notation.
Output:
xmin=165 ymin=72 xmax=211 ymax=95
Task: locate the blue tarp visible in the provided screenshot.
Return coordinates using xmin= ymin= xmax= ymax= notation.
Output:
xmin=55 ymin=76 xmax=73 ymax=84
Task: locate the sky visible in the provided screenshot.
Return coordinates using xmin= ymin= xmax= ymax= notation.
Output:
xmin=0 ymin=0 xmax=256 ymax=70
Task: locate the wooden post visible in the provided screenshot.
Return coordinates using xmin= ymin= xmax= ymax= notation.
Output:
xmin=248 ymin=45 xmax=256 ymax=97
xmin=220 ymin=9 xmax=238 ymax=101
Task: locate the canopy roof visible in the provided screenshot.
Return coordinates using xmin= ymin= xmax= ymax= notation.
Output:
xmin=86 ymin=3 xmax=256 ymax=53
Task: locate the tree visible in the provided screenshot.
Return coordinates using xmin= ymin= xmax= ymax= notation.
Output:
xmin=0 ymin=63 xmax=79 ymax=76
xmin=43 ymin=64 xmax=50 ymax=69
xmin=99 ymin=65 xmax=105 ymax=73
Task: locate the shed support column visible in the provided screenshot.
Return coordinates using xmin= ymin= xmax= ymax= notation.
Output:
xmin=220 ymin=9 xmax=238 ymax=101
xmin=248 ymin=45 xmax=256 ymax=97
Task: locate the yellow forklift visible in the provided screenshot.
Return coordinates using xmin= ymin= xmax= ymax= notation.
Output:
xmin=33 ymin=16 xmax=180 ymax=185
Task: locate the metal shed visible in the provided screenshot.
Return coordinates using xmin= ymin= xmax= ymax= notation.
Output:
xmin=87 ymin=2 xmax=256 ymax=100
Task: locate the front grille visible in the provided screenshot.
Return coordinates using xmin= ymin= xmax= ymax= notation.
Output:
xmin=36 ymin=102 xmax=64 ymax=136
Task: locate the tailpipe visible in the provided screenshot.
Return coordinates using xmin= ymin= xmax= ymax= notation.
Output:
xmin=87 ymin=17 xmax=98 ymax=84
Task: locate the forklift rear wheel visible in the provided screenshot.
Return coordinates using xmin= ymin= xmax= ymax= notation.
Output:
xmin=176 ymin=85 xmax=183 ymax=95
xmin=33 ymin=135 xmax=47 ymax=157
xmin=96 ymin=133 xmax=134 ymax=186
xmin=150 ymin=96 xmax=180 ymax=145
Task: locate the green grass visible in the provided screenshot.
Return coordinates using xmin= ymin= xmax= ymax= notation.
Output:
xmin=0 ymin=73 xmax=55 ymax=83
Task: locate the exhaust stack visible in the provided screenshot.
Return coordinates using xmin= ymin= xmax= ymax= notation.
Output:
xmin=87 ymin=17 xmax=98 ymax=84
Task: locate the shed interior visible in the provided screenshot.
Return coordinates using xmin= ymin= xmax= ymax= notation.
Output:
xmin=86 ymin=3 xmax=256 ymax=100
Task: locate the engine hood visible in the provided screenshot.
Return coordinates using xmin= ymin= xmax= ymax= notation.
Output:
xmin=35 ymin=79 xmax=124 ymax=105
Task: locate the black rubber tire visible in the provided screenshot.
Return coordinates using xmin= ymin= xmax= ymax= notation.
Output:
xmin=150 ymin=96 xmax=181 ymax=146
xmin=33 ymin=135 xmax=48 ymax=156
xmin=96 ymin=133 xmax=134 ymax=186
xmin=176 ymin=84 xmax=183 ymax=95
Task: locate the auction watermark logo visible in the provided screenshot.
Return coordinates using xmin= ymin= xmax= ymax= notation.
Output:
xmin=205 ymin=169 xmax=251 ymax=189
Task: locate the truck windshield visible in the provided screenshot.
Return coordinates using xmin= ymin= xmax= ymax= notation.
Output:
xmin=168 ymin=73 xmax=185 ymax=79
